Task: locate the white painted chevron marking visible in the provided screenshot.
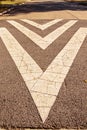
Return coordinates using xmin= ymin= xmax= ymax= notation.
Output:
xmin=30 ymin=28 xmax=87 ymax=121
xmin=7 ymin=20 xmax=77 ymax=49
xmin=0 ymin=28 xmax=43 ymax=90
xmin=0 ymin=27 xmax=87 ymax=122
xmin=21 ymin=19 xmax=62 ymax=30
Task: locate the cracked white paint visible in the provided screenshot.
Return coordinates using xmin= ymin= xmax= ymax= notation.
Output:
xmin=0 ymin=28 xmax=43 ymax=91
xmin=0 ymin=19 xmax=87 ymax=123
xmin=7 ymin=20 xmax=77 ymax=49
xmin=30 ymin=28 xmax=87 ymax=121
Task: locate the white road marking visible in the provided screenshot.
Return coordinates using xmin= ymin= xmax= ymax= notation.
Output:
xmin=21 ymin=19 xmax=62 ymax=30
xmin=0 ymin=25 xmax=87 ymax=122
xmin=30 ymin=28 xmax=87 ymax=122
xmin=0 ymin=28 xmax=43 ymax=90
xmin=7 ymin=20 xmax=77 ymax=49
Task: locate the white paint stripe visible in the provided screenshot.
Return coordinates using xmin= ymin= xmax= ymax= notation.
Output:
xmin=0 ymin=27 xmax=87 ymax=123
xmin=30 ymin=28 xmax=87 ymax=122
xmin=7 ymin=20 xmax=77 ymax=49
xmin=21 ymin=19 xmax=62 ymax=30
xmin=0 ymin=28 xmax=42 ymax=91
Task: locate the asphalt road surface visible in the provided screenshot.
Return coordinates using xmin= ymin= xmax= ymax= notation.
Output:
xmin=0 ymin=19 xmax=87 ymax=129
xmin=2 ymin=1 xmax=87 ymax=16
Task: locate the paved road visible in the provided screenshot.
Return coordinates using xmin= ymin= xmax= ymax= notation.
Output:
xmin=0 ymin=19 xmax=87 ymax=129
xmin=1 ymin=1 xmax=87 ymax=16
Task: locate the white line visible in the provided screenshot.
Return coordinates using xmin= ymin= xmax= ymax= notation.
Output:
xmin=30 ymin=28 xmax=87 ymax=122
xmin=0 ymin=28 xmax=43 ymax=91
xmin=21 ymin=19 xmax=62 ymax=30
xmin=0 ymin=27 xmax=86 ymax=123
xmin=7 ymin=20 xmax=77 ymax=49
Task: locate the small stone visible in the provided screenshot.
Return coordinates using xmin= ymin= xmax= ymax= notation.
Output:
xmin=84 ymin=80 xmax=87 ymax=83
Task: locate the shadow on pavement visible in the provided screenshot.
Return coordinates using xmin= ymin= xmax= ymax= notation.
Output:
xmin=2 ymin=1 xmax=87 ymax=16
